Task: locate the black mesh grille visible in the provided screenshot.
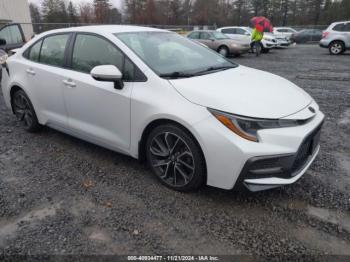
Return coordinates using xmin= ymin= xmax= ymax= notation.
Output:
xmin=291 ymin=124 xmax=322 ymax=173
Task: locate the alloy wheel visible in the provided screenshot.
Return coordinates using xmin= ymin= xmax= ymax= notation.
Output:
xmin=331 ymin=43 xmax=342 ymax=54
xmin=149 ymin=132 xmax=195 ymax=187
xmin=219 ymin=47 xmax=228 ymax=57
xmin=13 ymin=92 xmax=34 ymax=128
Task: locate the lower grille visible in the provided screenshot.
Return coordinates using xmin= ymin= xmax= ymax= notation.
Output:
xmin=291 ymin=124 xmax=322 ymax=173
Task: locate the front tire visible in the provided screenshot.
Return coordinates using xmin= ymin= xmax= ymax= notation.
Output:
xmin=12 ymin=89 xmax=42 ymax=132
xmin=146 ymin=124 xmax=205 ymax=191
xmin=329 ymin=41 xmax=345 ymax=55
xmin=261 ymin=44 xmax=270 ymax=53
xmin=218 ymin=46 xmax=229 ymax=57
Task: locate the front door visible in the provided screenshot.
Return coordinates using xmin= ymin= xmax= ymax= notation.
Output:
xmin=0 ymin=24 xmax=25 ymax=52
xmin=63 ymin=33 xmax=134 ymax=151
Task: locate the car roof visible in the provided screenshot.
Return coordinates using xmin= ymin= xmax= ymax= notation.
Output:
xmin=191 ymin=30 xmax=215 ymax=33
xmin=331 ymin=21 xmax=350 ymax=25
xmin=218 ymin=26 xmax=248 ymax=29
xmin=38 ymin=25 xmax=167 ymax=36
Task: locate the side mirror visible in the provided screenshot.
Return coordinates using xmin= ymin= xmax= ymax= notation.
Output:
xmin=0 ymin=38 xmax=6 ymax=46
xmin=91 ymin=65 xmax=124 ymax=89
xmin=209 ymin=37 xmax=215 ymax=41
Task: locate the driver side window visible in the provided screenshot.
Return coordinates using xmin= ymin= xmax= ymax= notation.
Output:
xmin=71 ymin=34 xmax=145 ymax=81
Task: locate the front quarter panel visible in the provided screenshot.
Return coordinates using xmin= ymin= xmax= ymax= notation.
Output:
xmin=129 ymin=73 xmax=211 ymax=159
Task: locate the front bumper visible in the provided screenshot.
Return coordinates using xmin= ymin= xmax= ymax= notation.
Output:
xmin=238 ymin=122 xmax=323 ymax=192
xmin=192 ymin=101 xmax=325 ymax=191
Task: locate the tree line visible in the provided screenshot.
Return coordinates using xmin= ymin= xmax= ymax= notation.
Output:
xmin=30 ymin=0 xmax=350 ymax=31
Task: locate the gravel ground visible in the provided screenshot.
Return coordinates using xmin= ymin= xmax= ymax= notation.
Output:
xmin=0 ymin=45 xmax=349 ymax=260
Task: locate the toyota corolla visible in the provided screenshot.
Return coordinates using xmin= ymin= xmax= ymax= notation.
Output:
xmin=0 ymin=26 xmax=324 ymax=192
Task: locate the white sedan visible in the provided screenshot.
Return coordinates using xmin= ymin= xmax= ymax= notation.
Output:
xmin=1 ymin=26 xmax=324 ymax=192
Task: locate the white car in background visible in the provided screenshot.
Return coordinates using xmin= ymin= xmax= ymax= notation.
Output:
xmin=273 ymin=27 xmax=298 ymax=40
xmin=217 ymin=26 xmax=278 ymax=53
xmin=1 ymin=26 xmax=324 ymax=192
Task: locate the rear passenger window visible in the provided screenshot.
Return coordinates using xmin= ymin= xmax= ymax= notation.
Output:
xmin=222 ymin=28 xmax=235 ymax=34
xmin=188 ymin=32 xmax=200 ymax=39
xmin=333 ymin=24 xmax=345 ymax=32
xmin=236 ymin=28 xmax=247 ymax=35
xmin=28 ymin=40 xmax=42 ymax=62
xmin=200 ymin=32 xmax=211 ymax=39
xmin=40 ymin=34 xmax=69 ymax=67
xmin=345 ymin=24 xmax=350 ymax=32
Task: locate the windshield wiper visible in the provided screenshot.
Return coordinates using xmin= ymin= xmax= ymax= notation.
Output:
xmin=160 ymin=71 xmax=196 ymax=79
xmin=195 ymin=65 xmax=236 ymax=75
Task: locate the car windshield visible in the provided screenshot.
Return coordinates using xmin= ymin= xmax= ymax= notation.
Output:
xmin=115 ymin=31 xmax=237 ymax=78
xmin=212 ymin=31 xmax=229 ymax=40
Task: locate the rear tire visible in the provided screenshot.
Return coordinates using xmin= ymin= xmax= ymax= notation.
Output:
xmin=329 ymin=41 xmax=345 ymax=55
xmin=12 ymin=89 xmax=42 ymax=133
xmin=146 ymin=124 xmax=206 ymax=192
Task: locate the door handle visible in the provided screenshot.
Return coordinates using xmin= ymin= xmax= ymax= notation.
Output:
xmin=26 ymin=68 xmax=36 ymax=76
xmin=63 ymin=79 xmax=76 ymax=88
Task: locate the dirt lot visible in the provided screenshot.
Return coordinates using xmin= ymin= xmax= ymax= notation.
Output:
xmin=0 ymin=45 xmax=349 ymax=260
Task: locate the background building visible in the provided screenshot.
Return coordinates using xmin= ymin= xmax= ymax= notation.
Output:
xmin=0 ymin=0 xmax=33 ymax=40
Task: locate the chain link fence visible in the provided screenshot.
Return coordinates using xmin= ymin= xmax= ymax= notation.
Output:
xmin=1 ymin=22 xmax=328 ymax=42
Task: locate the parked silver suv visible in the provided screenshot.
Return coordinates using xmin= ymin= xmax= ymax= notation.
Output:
xmin=320 ymin=21 xmax=350 ymax=55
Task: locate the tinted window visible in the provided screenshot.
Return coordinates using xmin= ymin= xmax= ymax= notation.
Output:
xmin=221 ymin=28 xmax=235 ymax=34
xmin=72 ymin=34 xmax=123 ymax=74
xmin=212 ymin=32 xmax=229 ymax=40
xmin=40 ymin=34 xmax=69 ymax=66
xmin=200 ymin=32 xmax=211 ymax=40
xmin=344 ymin=23 xmax=350 ymax=32
xmin=188 ymin=32 xmax=200 ymax=39
xmin=0 ymin=25 xmax=23 ymax=45
xmin=28 ymin=40 xmax=42 ymax=62
xmin=236 ymin=28 xmax=247 ymax=35
xmin=333 ymin=23 xmax=345 ymax=32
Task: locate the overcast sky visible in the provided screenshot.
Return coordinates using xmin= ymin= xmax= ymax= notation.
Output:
xmin=28 ymin=0 xmax=123 ymax=9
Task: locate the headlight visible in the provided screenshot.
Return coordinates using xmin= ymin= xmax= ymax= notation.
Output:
xmin=0 ymin=50 xmax=8 ymax=65
xmin=208 ymin=109 xmax=301 ymax=142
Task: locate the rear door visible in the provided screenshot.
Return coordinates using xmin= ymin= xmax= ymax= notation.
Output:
xmin=24 ymin=33 xmax=72 ymax=126
xmin=0 ymin=24 xmax=25 ymax=52
xmin=344 ymin=23 xmax=350 ymax=48
xmin=199 ymin=32 xmax=216 ymax=49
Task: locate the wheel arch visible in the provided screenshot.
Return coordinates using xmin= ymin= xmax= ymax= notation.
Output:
xmin=9 ymin=84 xmax=25 ymax=114
xmin=329 ymin=39 xmax=345 ymax=48
xmin=138 ymin=118 xmax=207 ymax=181
xmin=217 ymin=45 xmax=229 ymax=53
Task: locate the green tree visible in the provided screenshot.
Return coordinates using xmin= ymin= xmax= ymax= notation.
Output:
xmin=94 ymin=0 xmax=112 ymax=23
xmin=29 ymin=3 xmax=42 ymax=33
xmin=67 ymin=1 xmax=78 ymax=24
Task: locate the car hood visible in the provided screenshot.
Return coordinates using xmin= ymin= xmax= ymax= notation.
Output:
xmin=169 ymin=66 xmax=312 ymax=119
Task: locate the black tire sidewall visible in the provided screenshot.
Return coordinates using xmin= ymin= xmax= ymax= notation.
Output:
xmin=146 ymin=124 xmax=206 ymax=192
xmin=329 ymin=41 xmax=345 ymax=55
xmin=13 ymin=90 xmax=42 ymax=132
xmin=218 ymin=46 xmax=229 ymax=57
